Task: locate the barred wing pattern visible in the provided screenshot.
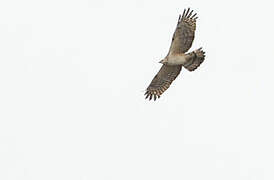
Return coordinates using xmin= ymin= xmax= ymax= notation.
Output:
xmin=168 ymin=8 xmax=197 ymax=55
xmin=145 ymin=65 xmax=182 ymax=101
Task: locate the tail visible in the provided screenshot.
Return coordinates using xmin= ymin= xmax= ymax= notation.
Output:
xmin=183 ymin=48 xmax=205 ymax=71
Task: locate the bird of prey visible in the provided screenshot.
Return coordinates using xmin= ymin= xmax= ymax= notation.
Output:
xmin=145 ymin=8 xmax=205 ymax=101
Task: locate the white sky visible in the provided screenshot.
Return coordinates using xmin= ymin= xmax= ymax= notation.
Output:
xmin=1 ymin=0 xmax=274 ymax=179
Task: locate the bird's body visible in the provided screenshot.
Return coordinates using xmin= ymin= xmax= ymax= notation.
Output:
xmin=161 ymin=53 xmax=187 ymax=66
xmin=145 ymin=8 xmax=206 ymax=101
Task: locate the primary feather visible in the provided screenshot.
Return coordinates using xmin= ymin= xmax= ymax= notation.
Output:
xmin=145 ymin=65 xmax=182 ymax=101
xmin=168 ymin=8 xmax=197 ymax=55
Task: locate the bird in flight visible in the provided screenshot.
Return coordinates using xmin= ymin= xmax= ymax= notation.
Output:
xmin=145 ymin=8 xmax=205 ymax=101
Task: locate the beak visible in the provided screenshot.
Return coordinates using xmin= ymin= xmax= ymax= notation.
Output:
xmin=159 ymin=59 xmax=164 ymax=64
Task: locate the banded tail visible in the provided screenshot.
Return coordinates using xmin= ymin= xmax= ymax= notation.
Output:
xmin=183 ymin=48 xmax=205 ymax=71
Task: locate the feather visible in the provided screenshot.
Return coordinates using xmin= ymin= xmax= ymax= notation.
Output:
xmin=145 ymin=65 xmax=182 ymax=101
xmin=167 ymin=8 xmax=197 ymax=54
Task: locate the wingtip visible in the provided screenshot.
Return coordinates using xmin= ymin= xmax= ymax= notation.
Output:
xmin=144 ymin=90 xmax=161 ymax=101
xmin=181 ymin=8 xmax=198 ymax=20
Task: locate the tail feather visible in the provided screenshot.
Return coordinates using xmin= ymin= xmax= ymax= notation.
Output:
xmin=184 ymin=48 xmax=205 ymax=71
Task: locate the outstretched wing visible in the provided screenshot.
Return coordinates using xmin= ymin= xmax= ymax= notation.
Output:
xmin=145 ymin=65 xmax=182 ymax=101
xmin=168 ymin=8 xmax=197 ymax=55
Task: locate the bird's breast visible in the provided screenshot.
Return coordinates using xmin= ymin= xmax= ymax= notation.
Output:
xmin=166 ymin=54 xmax=187 ymax=65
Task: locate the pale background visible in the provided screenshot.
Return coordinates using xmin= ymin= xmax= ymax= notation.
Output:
xmin=0 ymin=0 xmax=274 ymax=179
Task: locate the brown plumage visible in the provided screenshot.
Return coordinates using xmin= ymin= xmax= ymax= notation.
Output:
xmin=184 ymin=48 xmax=205 ymax=71
xmin=145 ymin=8 xmax=205 ymax=101
xmin=168 ymin=8 xmax=197 ymax=54
xmin=145 ymin=65 xmax=182 ymax=101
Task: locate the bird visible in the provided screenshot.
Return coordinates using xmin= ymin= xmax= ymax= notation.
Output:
xmin=145 ymin=8 xmax=205 ymax=101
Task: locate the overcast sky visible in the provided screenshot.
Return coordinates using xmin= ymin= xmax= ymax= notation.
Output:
xmin=1 ymin=0 xmax=274 ymax=179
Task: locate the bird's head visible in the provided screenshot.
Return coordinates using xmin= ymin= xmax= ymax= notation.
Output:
xmin=159 ymin=58 xmax=168 ymax=65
